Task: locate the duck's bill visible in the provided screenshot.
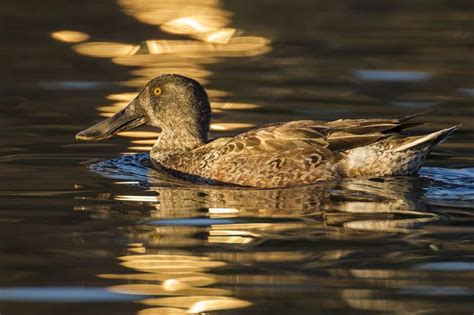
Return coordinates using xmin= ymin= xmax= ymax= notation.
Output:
xmin=75 ymin=105 xmax=146 ymax=141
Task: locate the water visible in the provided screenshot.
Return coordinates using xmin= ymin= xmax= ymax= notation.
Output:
xmin=1 ymin=0 xmax=474 ymax=314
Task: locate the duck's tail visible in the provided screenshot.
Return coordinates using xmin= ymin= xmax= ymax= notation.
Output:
xmin=393 ymin=125 xmax=459 ymax=152
xmin=340 ymin=125 xmax=459 ymax=178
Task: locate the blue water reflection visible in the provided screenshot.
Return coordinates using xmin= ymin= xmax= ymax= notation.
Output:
xmin=0 ymin=287 xmax=143 ymax=302
xmin=354 ymin=70 xmax=432 ymax=82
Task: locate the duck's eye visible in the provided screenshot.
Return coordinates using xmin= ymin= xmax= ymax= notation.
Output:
xmin=153 ymin=87 xmax=162 ymax=96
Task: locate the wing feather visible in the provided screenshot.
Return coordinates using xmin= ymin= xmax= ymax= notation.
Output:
xmin=214 ymin=120 xmax=331 ymax=155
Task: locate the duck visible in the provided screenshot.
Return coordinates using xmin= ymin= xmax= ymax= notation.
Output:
xmin=76 ymin=74 xmax=458 ymax=188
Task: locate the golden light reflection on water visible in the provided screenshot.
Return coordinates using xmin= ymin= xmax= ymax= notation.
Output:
xmin=111 ymin=55 xmax=217 ymax=67
xmin=73 ymin=42 xmax=140 ymax=58
xmin=208 ymin=207 xmax=240 ymax=215
xmin=211 ymin=102 xmax=262 ymax=110
xmin=210 ymin=122 xmax=256 ymax=131
xmin=343 ymin=215 xmax=439 ymax=232
xmin=201 ymin=28 xmax=237 ymax=44
xmin=117 ymin=0 xmax=230 ymax=29
xmin=109 ymin=284 xmax=231 ymax=297
xmin=115 ymin=195 xmax=159 ymax=202
xmin=139 ymin=37 xmax=270 ymax=57
xmin=100 ymin=273 xmax=216 ymax=286
xmin=98 ymin=102 xmax=129 ymax=112
xmin=107 ymin=92 xmax=138 ymax=101
xmin=137 ymin=307 xmax=185 ymax=315
xmin=208 ymin=228 xmax=259 ymax=245
xmin=209 ymin=221 xmax=314 ymax=245
xmin=118 ymin=131 xmax=161 ymax=138
xmin=160 ymin=18 xmax=237 ymax=44
xmin=51 ymin=30 xmax=90 ymax=43
xmin=101 ymin=243 xmax=252 ymax=314
xmin=141 ymin=296 xmax=252 ymax=313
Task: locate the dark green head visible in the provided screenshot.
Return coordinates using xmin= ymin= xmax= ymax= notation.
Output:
xmin=76 ymin=74 xmax=211 ymax=146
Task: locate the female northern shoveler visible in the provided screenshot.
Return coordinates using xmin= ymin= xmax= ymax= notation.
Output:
xmin=76 ymin=74 xmax=458 ymax=188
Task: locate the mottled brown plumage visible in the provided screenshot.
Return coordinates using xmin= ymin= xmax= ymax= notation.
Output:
xmin=76 ymin=74 xmax=459 ymax=188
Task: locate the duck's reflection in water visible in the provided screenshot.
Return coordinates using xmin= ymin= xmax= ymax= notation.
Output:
xmin=72 ymin=167 xmax=474 ymax=314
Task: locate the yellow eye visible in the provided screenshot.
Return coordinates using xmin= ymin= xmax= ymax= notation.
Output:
xmin=153 ymin=87 xmax=162 ymax=96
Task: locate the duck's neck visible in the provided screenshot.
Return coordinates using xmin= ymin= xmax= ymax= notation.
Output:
xmin=151 ymin=125 xmax=207 ymax=160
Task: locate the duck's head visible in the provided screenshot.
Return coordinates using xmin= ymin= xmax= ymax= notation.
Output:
xmin=76 ymin=74 xmax=211 ymax=145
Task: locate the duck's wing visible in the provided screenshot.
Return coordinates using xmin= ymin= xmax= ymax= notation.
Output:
xmin=204 ymin=120 xmax=338 ymax=187
xmin=324 ymin=114 xmax=426 ymax=151
xmin=209 ymin=114 xmax=425 ymax=155
xmin=215 ymin=120 xmax=332 ymax=155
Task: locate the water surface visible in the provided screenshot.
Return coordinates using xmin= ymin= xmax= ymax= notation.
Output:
xmin=1 ymin=0 xmax=474 ymax=314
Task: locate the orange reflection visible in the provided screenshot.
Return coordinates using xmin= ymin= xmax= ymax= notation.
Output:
xmin=187 ymin=297 xmax=253 ymax=313
xmin=208 ymin=221 xmax=310 ymax=245
xmin=97 ymin=235 xmax=253 ymax=314
xmin=99 ymin=273 xmax=216 ymax=286
xmin=51 ymin=30 xmax=90 ymax=43
xmin=202 ymin=28 xmax=237 ymax=44
xmin=161 ymin=17 xmax=232 ymax=38
xmin=109 ymin=284 xmax=231 ymax=296
xmin=210 ymin=122 xmax=255 ymax=131
xmin=139 ymin=37 xmax=270 ymax=57
xmin=114 ymin=195 xmax=159 ymax=202
xmin=117 ymin=131 xmax=161 ymax=138
xmin=98 ymin=102 xmax=128 ymax=112
xmin=107 ymin=92 xmax=138 ymax=101
xmin=73 ymin=42 xmax=140 ymax=58
xmin=117 ymin=0 xmax=230 ymax=30
xmin=208 ymin=207 xmax=240 ymax=215
xmin=141 ymin=296 xmax=252 ymax=311
xmin=137 ymin=308 xmax=185 ymax=315
xmin=211 ymin=102 xmax=262 ymax=110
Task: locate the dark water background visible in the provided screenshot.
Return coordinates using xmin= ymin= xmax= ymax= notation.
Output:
xmin=1 ymin=0 xmax=474 ymax=314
